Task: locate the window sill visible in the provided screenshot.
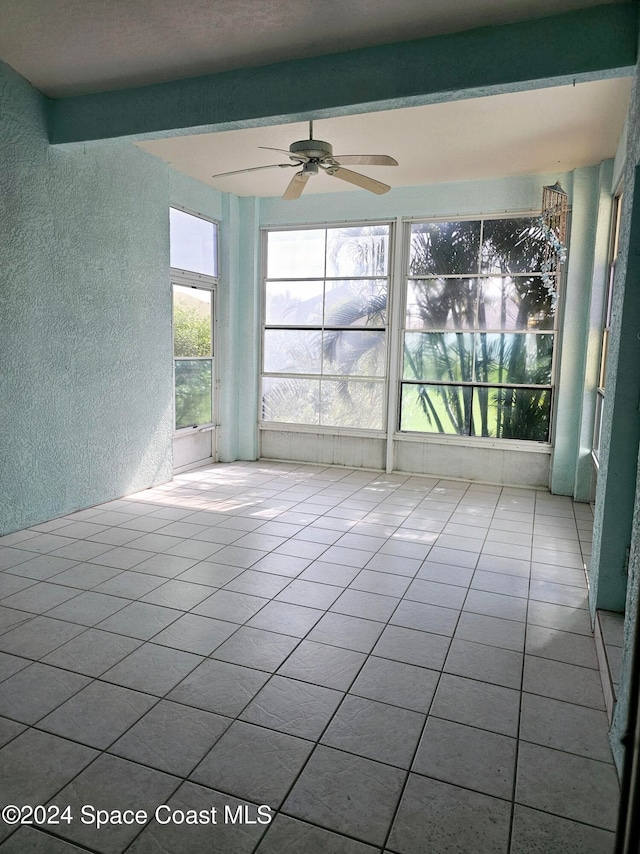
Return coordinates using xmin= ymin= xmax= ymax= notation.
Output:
xmin=395 ymin=432 xmax=552 ymax=453
xmin=259 ymin=422 xmax=386 ymax=440
xmin=174 ymin=423 xmax=216 ymax=438
xmin=258 ymin=422 xmax=551 ymax=453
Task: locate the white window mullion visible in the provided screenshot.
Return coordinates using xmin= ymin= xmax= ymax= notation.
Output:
xmin=385 ymin=217 xmax=405 ymax=473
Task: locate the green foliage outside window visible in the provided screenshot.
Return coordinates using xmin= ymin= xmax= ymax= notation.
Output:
xmin=175 ymin=360 xmax=212 ymax=429
xmin=173 ymin=288 xmax=213 ymax=429
xmin=174 ymin=303 xmax=212 ymax=357
xmin=401 ymin=218 xmax=556 ymax=440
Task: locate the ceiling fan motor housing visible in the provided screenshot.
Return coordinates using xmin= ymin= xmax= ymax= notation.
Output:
xmin=290 ymin=139 xmax=333 ymax=160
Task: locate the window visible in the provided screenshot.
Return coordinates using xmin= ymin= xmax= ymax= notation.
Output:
xmin=594 ymin=193 xmax=623 ymax=463
xmin=173 ymin=285 xmax=214 ymax=429
xmin=261 ymin=224 xmax=390 ymax=430
xmin=400 ymin=217 xmax=556 ymax=441
xmin=261 ymin=215 xmax=562 ymax=444
xmin=170 ymin=208 xmax=218 ymax=277
xmin=170 ymin=208 xmax=218 ymax=432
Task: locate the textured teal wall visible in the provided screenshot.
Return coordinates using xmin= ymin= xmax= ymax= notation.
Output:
xmin=215 ymin=195 xmax=260 ymax=463
xmin=606 ymin=49 xmax=640 ymax=769
xmin=169 ymin=170 xmax=224 ymax=222
xmin=259 ymin=170 xmax=572 ymax=226
xmin=0 ymin=61 xmax=224 ymax=533
xmin=236 ymin=197 xmax=261 ymax=461
xmin=216 ymin=193 xmax=240 ymax=462
xmin=551 ymin=166 xmax=601 ymax=496
xmin=572 ymin=160 xmax=614 ymax=502
xmin=589 ymin=166 xmax=640 ymax=614
xmin=611 ymin=460 xmax=640 ymax=771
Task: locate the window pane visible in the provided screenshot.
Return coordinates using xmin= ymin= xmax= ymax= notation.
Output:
xmin=593 ymin=392 xmax=604 ymax=459
xmin=265 ymin=281 xmax=324 ymax=325
xmin=173 ymin=286 xmax=212 ymax=357
xmin=400 ymin=384 xmax=471 ymax=434
xmin=325 ymin=280 xmax=387 ymax=327
xmin=611 ymin=195 xmax=623 ymax=262
xmin=475 ymin=334 xmax=553 ymax=384
xmin=263 ymin=223 xmax=393 ymax=433
xmin=175 ymin=360 xmax=212 ymax=429
xmin=267 ymin=230 xmax=325 ymax=278
xmin=481 ymin=218 xmax=546 ymax=274
xmin=322 ymin=330 xmax=386 ymax=377
xmin=605 ymin=266 xmax=615 ymax=328
xmin=402 ymin=216 xmax=557 ymax=444
xmin=262 ymin=377 xmax=320 ymax=425
xmin=321 ymin=380 xmax=384 ymax=429
xmin=406 ymin=277 xmax=555 ymax=331
xmin=599 ymin=328 xmax=609 ymax=391
xmin=471 ymin=386 xmax=551 ymax=440
xmin=410 ymin=221 xmax=481 ymax=276
xmin=170 ymin=209 xmax=217 ymax=276
xmin=326 ymin=226 xmax=389 ymax=276
xmin=263 ymin=330 xmax=321 ymax=374
xmin=406 ymin=278 xmax=480 ymax=329
xmin=403 ymin=332 xmax=473 ymax=382
xmin=478 ymin=277 xmax=555 ymax=330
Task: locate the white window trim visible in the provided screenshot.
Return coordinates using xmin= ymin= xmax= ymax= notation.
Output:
xmin=260 ymin=220 xmax=393 ymax=433
xmin=172 ymin=277 xmax=217 ymax=438
xmin=398 ymin=214 xmax=557 ymax=443
xmin=260 ymin=212 xmax=562 ymax=448
xmin=170 ymin=205 xmax=220 ymax=279
xmin=592 ymin=188 xmax=623 ymax=467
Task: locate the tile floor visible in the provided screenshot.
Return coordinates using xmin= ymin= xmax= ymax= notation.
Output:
xmin=0 ymin=461 xmax=619 ymax=853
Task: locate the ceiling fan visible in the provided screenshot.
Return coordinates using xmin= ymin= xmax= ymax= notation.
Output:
xmin=212 ymin=121 xmax=398 ymax=200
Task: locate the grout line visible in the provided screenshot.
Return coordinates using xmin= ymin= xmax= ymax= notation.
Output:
xmin=0 ymin=465 xmax=617 ymax=854
xmin=380 ymin=480 xmax=483 ymax=851
xmin=506 ymin=484 xmax=534 ymax=854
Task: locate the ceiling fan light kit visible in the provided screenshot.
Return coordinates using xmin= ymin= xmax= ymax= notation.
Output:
xmin=212 ymin=120 xmax=398 ymax=200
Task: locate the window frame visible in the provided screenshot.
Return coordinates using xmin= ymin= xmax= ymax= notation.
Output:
xmin=259 ymin=220 xmax=394 ymax=435
xmin=169 ymin=206 xmax=219 ymax=279
xmin=259 ymin=211 xmax=565 ymax=448
xmin=397 ymin=213 xmax=559 ymax=443
xmin=593 ymin=191 xmax=623 ymax=466
xmin=169 ymin=207 xmax=219 ymax=436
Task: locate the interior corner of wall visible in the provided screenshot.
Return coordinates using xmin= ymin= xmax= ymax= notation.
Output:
xmin=598 ymin=157 xmax=614 ymax=187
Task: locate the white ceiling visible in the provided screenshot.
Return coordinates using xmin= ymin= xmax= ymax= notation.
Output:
xmin=136 ymin=79 xmax=631 ymax=197
xmin=0 ymin=0 xmax=620 ymax=97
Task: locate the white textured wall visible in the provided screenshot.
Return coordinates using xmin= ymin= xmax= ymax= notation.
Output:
xmin=260 ymin=430 xmax=549 ymax=486
xmin=261 ymin=430 xmax=386 ymax=470
xmin=0 ymin=62 xmax=224 ymax=533
xmin=395 ymin=439 xmax=550 ymax=487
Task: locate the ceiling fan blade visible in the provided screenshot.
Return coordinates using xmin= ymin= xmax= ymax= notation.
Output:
xmin=282 ymin=171 xmax=310 ymax=201
xmin=331 ymin=155 xmax=398 ymax=166
xmin=328 ymin=166 xmax=391 ymax=195
xmin=212 ymin=163 xmax=294 ymax=178
xmin=259 ymin=146 xmax=309 ymax=162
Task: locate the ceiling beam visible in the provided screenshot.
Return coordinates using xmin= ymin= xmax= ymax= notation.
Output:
xmin=50 ymin=3 xmax=638 ymax=145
